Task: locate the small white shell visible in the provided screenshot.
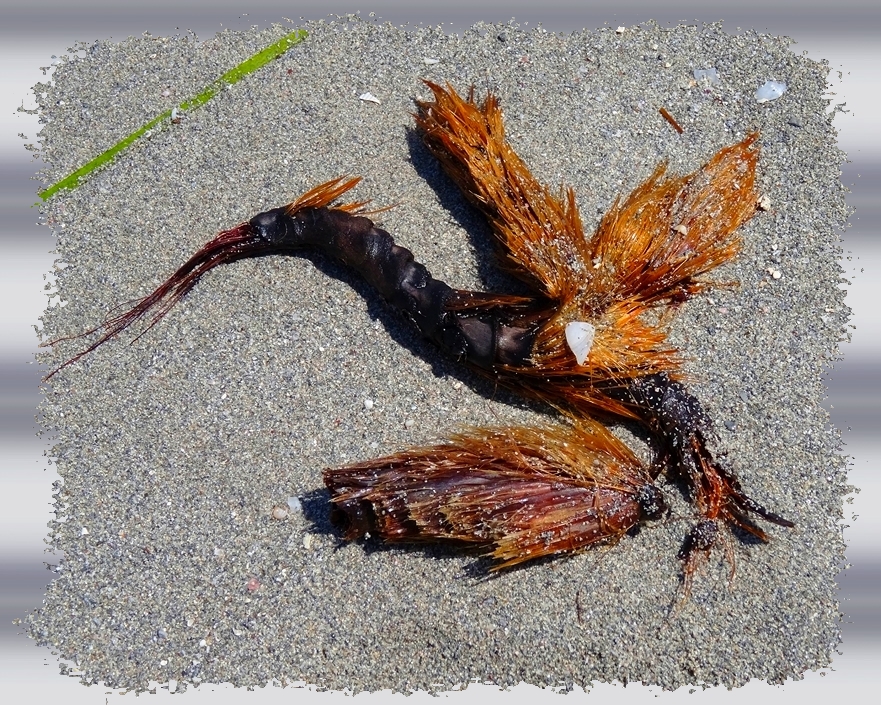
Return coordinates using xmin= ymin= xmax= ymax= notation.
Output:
xmin=422 ymin=57 xmax=440 ymax=65
xmin=565 ymin=321 xmax=596 ymax=366
xmin=359 ymin=92 xmax=381 ymax=104
xmin=755 ymin=81 xmax=787 ymax=103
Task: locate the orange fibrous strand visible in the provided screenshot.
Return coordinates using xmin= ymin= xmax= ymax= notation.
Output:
xmin=585 ymin=133 xmax=758 ymax=310
xmin=659 ymin=107 xmax=684 ymax=134
xmin=415 ymin=82 xmax=591 ymax=301
xmin=324 ymin=419 xmax=661 ymax=569
xmin=285 ymin=175 xmax=369 ymax=214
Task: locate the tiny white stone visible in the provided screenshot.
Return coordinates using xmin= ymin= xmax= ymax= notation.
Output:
xmin=363 ymin=398 xmax=374 ymax=410
xmin=565 ymin=321 xmax=596 ymax=366
xmin=423 ymin=57 xmax=440 ymax=65
xmin=758 ymin=194 xmax=772 ymax=211
xmin=404 ymin=418 xmax=415 ymax=430
xmin=755 ymin=81 xmax=787 ymax=103
xmin=287 ymin=496 xmax=302 ymax=512
xmin=674 ymin=224 xmax=689 ymax=235
xmin=303 ymin=534 xmax=313 ymax=549
xmin=359 ymin=92 xmax=381 ymax=104
xmin=272 ymin=506 xmax=288 ymax=520
xmin=616 ymin=26 xmax=626 ymax=34
xmin=81 ymin=527 xmax=89 ymax=536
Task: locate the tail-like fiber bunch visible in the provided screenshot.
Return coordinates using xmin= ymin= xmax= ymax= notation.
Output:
xmin=41 ymin=177 xmax=366 ymax=379
xmin=41 ymin=223 xmax=264 ymax=379
xmin=324 ymin=418 xmax=665 ymax=569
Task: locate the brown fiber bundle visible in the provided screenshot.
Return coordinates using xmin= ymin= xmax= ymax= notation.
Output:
xmin=324 ymin=419 xmax=665 ymax=569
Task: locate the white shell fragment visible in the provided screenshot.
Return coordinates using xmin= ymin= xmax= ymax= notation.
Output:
xmin=693 ymin=68 xmax=720 ymax=86
xmin=422 ymin=57 xmax=440 ymax=65
xmin=359 ymin=92 xmax=381 ymax=104
xmin=565 ymin=321 xmax=596 ymax=366
xmin=755 ymin=81 xmax=787 ymax=103
xmin=758 ymin=194 xmax=772 ymax=211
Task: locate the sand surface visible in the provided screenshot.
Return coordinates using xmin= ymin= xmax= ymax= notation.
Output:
xmin=30 ymin=17 xmax=850 ymax=693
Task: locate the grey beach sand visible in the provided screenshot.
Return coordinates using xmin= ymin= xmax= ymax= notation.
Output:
xmin=30 ymin=17 xmax=850 ymax=694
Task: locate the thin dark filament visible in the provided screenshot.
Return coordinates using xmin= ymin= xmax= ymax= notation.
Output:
xmin=42 ymin=223 xmax=270 ymax=379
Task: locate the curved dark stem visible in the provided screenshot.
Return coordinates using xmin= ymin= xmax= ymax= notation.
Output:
xmin=45 ymin=205 xmax=537 ymax=380
xmin=257 ymin=205 xmax=537 ymax=370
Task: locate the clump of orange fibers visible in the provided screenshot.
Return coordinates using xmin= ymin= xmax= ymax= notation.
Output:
xmin=416 ymin=81 xmax=759 ymax=418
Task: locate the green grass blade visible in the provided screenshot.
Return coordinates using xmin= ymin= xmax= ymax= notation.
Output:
xmin=38 ymin=29 xmax=308 ymax=201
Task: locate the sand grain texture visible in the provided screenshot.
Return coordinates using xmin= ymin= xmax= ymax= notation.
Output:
xmin=30 ymin=18 xmax=850 ymax=693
